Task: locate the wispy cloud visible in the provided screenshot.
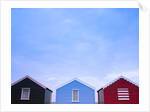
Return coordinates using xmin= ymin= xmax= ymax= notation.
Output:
xmin=104 ymin=69 xmax=139 ymax=84
xmin=11 ymin=8 xmax=139 ymax=103
xmin=62 ymin=19 xmax=74 ymax=24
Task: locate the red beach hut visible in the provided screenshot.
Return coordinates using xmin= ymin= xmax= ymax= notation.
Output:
xmin=97 ymin=76 xmax=139 ymax=104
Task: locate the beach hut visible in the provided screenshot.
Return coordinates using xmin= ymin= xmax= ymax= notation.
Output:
xmin=97 ymin=76 xmax=139 ymax=104
xmin=56 ymin=78 xmax=95 ymax=104
xmin=11 ymin=75 xmax=53 ymax=104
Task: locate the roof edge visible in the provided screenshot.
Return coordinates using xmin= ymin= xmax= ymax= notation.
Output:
xmin=56 ymin=78 xmax=95 ymax=90
xmin=46 ymin=88 xmax=53 ymax=92
xmin=11 ymin=75 xmax=52 ymax=91
xmin=102 ymin=75 xmax=139 ymax=89
xmin=97 ymin=87 xmax=103 ymax=92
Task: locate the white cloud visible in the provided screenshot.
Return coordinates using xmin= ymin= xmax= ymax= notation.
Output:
xmin=104 ymin=69 xmax=139 ymax=84
xmin=47 ymin=77 xmax=57 ymax=81
xmin=74 ymin=42 xmax=91 ymax=53
xmin=62 ymin=19 xmax=73 ymax=24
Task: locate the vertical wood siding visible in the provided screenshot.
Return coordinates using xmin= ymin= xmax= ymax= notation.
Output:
xmin=98 ymin=89 xmax=104 ymax=104
xmin=102 ymin=78 xmax=139 ymax=104
xmin=44 ymin=89 xmax=51 ymax=104
xmin=11 ymin=78 xmax=46 ymax=104
xmin=56 ymin=80 xmax=95 ymax=104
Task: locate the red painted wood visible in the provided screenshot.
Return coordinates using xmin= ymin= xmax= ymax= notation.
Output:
xmin=98 ymin=78 xmax=139 ymax=104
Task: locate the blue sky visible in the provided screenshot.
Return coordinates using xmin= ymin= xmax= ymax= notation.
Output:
xmin=11 ymin=8 xmax=139 ymax=102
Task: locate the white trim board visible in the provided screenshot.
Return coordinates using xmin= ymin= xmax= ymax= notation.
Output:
xmin=56 ymin=78 xmax=95 ymax=90
xmin=103 ymin=75 xmax=139 ymax=89
xmin=20 ymin=88 xmax=30 ymax=100
xmin=98 ymin=75 xmax=139 ymax=91
xmin=11 ymin=75 xmax=52 ymax=91
xmin=72 ymin=89 xmax=79 ymax=102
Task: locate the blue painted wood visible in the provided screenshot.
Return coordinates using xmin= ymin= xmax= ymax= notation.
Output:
xmin=56 ymin=80 xmax=95 ymax=104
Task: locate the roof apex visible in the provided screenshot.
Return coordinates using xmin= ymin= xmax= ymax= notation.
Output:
xmin=56 ymin=78 xmax=95 ymax=90
xmin=101 ymin=75 xmax=139 ymax=89
xmin=11 ymin=75 xmax=53 ymax=92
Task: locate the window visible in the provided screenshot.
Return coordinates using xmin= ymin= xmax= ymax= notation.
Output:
xmin=72 ymin=89 xmax=79 ymax=102
xmin=21 ymin=88 xmax=30 ymax=100
xmin=117 ymin=88 xmax=129 ymax=100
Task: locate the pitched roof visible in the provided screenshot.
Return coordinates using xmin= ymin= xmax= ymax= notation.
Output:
xmin=56 ymin=78 xmax=95 ymax=90
xmin=97 ymin=75 xmax=139 ymax=92
xmin=11 ymin=75 xmax=52 ymax=92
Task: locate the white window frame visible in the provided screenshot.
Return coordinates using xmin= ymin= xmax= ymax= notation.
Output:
xmin=72 ymin=89 xmax=79 ymax=102
xmin=117 ymin=88 xmax=129 ymax=101
xmin=20 ymin=88 xmax=30 ymax=100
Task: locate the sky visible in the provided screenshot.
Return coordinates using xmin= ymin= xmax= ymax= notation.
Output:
xmin=11 ymin=8 xmax=139 ymax=103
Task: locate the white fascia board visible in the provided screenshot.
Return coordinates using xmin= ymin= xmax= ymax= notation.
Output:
xmin=102 ymin=75 xmax=139 ymax=89
xmin=11 ymin=75 xmax=52 ymax=91
xmin=56 ymin=78 xmax=95 ymax=90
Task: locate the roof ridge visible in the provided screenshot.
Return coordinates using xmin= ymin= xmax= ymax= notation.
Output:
xmin=120 ymin=76 xmax=139 ymax=87
xmin=102 ymin=75 xmax=139 ymax=89
xmin=56 ymin=78 xmax=95 ymax=90
xmin=11 ymin=75 xmax=53 ymax=92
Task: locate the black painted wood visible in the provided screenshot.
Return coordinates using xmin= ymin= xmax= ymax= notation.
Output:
xmin=11 ymin=78 xmax=50 ymax=104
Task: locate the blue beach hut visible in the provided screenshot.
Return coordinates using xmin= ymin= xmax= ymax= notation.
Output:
xmin=56 ymin=78 xmax=95 ymax=104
